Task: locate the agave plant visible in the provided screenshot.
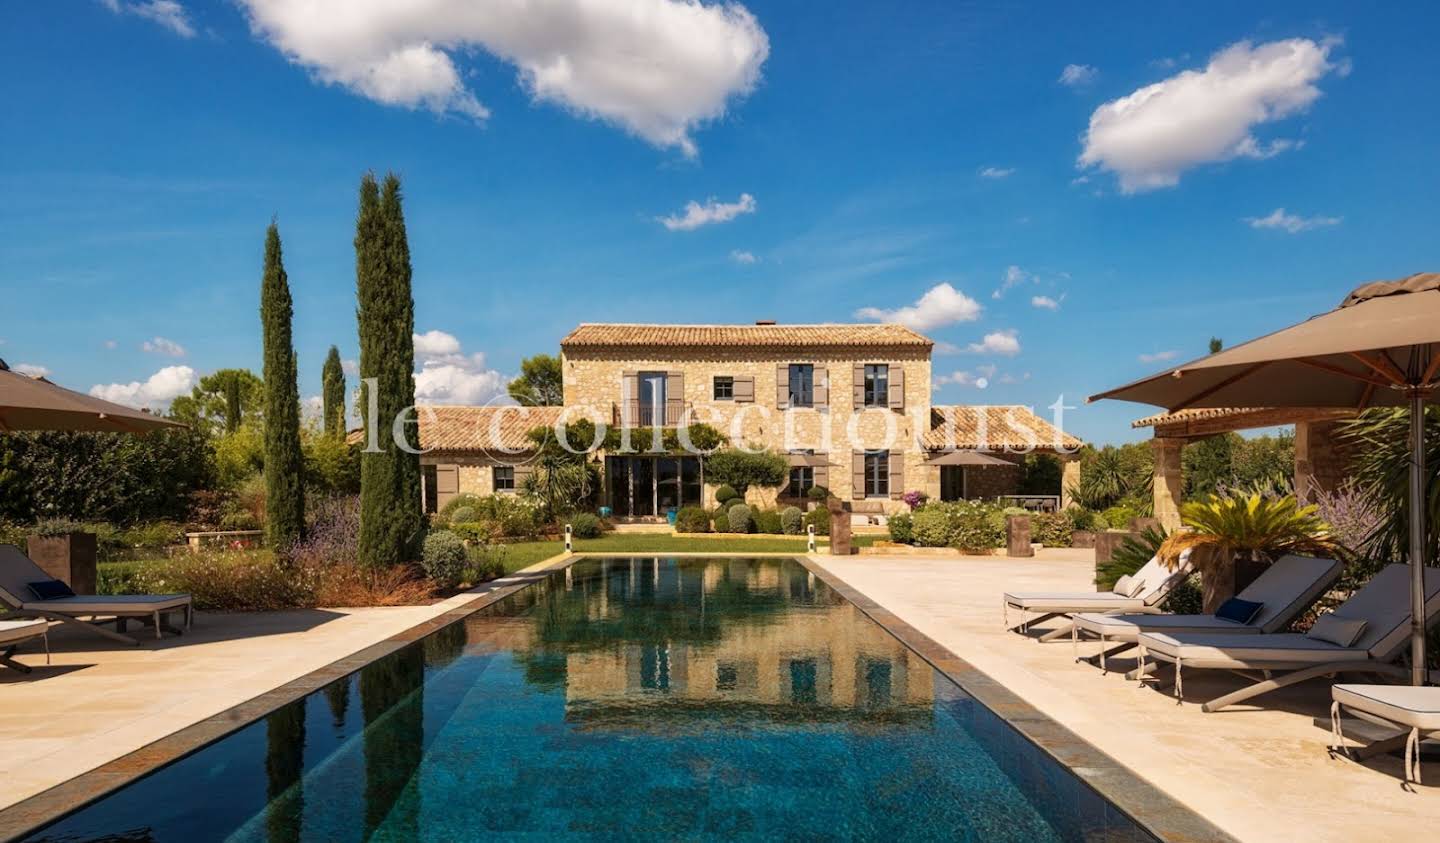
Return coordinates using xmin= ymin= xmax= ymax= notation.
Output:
xmin=1159 ymin=493 xmax=1344 ymax=611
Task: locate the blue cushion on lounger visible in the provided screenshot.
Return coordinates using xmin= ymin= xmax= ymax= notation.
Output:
xmin=1214 ymin=596 xmax=1263 ymax=625
xmin=28 ymin=579 xmax=76 ymax=600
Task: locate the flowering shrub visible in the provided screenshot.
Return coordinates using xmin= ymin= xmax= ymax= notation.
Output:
xmin=1031 ymin=512 xmax=1074 ymax=547
xmin=910 ymin=500 xmax=1006 ymax=551
xmin=134 ymin=551 xmax=317 ymax=612
xmin=902 ymin=490 xmax=927 ymax=510
xmin=887 ymin=512 xmax=914 ymax=543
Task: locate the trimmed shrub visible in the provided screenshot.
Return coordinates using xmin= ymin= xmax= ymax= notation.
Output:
xmin=753 ymin=509 xmax=783 ymax=534
xmin=714 ymin=484 xmax=740 ymax=504
xmin=569 ymin=512 xmax=603 ymax=539
xmin=911 ymin=508 xmax=952 ymax=547
xmin=910 ymin=500 xmax=1006 ymax=551
xmin=727 ymin=503 xmax=753 ymax=533
xmin=1100 ymin=504 xmax=1140 ymax=529
xmin=438 ymin=493 xmax=485 ymax=525
xmin=711 ymin=508 xmax=732 ymax=533
xmin=447 ymin=505 xmax=478 ymax=526
xmin=803 ymin=506 xmax=830 ymax=536
xmin=675 ymin=506 xmax=711 ymax=533
xmin=806 ymin=485 xmax=830 ymax=502
xmin=780 ymin=506 xmax=804 ymax=535
xmin=1031 ymin=512 xmax=1073 ymax=547
xmin=887 ymin=512 xmax=914 ymax=544
xmin=421 ymin=530 xmax=468 ymax=589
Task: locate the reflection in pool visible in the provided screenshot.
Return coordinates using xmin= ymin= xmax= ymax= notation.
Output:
xmin=27 ymin=557 xmax=1152 ymax=842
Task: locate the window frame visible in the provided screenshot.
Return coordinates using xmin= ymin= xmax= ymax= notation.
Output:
xmin=788 ymin=465 xmax=815 ymax=497
xmin=493 ymin=465 xmax=516 ymax=492
xmin=788 ymin=364 xmax=814 ymax=408
xmin=863 ymin=451 xmax=890 ymax=498
xmin=863 ymin=363 xmax=889 ymax=407
xmin=713 ymin=375 xmax=734 ymax=401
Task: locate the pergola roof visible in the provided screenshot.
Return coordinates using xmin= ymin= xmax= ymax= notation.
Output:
xmin=1132 ymin=406 xmax=1358 ymax=440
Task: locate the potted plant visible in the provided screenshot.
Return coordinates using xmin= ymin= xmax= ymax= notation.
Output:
xmin=27 ymin=519 xmax=99 ymax=594
xmin=1158 ymin=493 xmax=1342 ymax=613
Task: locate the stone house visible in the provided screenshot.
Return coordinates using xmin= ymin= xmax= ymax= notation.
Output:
xmin=408 ymin=322 xmax=1082 ymax=517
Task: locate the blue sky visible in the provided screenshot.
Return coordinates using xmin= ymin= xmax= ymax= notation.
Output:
xmin=2 ymin=1 xmax=1437 ymax=444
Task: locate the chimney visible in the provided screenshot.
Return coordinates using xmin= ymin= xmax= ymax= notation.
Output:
xmin=754 ymin=319 xmax=776 ymax=326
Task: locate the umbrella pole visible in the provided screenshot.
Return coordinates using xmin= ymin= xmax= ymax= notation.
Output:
xmin=1409 ymin=388 xmax=1428 ymax=686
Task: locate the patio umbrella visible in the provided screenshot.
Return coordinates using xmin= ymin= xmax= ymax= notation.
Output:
xmin=1090 ymin=271 xmax=1440 ymax=685
xmin=0 ymin=358 xmax=185 ymax=433
xmin=923 ymin=450 xmax=1017 ymax=467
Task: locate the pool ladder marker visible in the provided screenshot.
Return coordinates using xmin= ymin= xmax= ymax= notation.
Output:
xmin=806 ymin=524 xmax=816 ymax=553
xmin=564 ymin=524 xmax=573 ymax=553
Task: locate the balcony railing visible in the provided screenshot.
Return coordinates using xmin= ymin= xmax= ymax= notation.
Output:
xmin=613 ymin=399 xmax=691 ymax=428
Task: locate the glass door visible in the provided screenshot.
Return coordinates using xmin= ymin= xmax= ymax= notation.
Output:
xmin=638 ymin=371 xmax=666 ymax=426
xmin=631 ymin=457 xmax=655 ymax=516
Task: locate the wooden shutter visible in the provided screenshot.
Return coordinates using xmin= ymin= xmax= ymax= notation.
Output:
xmin=512 ymin=461 xmax=533 ymax=491
xmin=888 ymin=449 xmax=904 ymax=498
xmin=666 ymin=370 xmax=685 ymax=425
xmin=813 ymin=365 xmax=828 ymax=407
xmin=852 ymin=451 xmax=866 ymax=499
xmin=852 ymin=364 xmax=864 ymax=409
xmin=435 ymin=464 xmax=459 ymax=510
xmin=775 ymin=364 xmax=789 ymax=408
xmin=733 ymin=375 xmax=754 ymax=402
xmin=812 ymin=458 xmax=829 ymax=492
xmin=621 ymin=371 xmax=638 ymax=427
xmin=887 ymin=365 xmax=905 ymax=410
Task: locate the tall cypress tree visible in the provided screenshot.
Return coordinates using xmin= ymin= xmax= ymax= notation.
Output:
xmin=356 ymin=172 xmax=422 ymax=567
xmin=261 ymin=222 xmax=306 ymax=549
xmin=321 ymin=345 xmax=346 ymax=437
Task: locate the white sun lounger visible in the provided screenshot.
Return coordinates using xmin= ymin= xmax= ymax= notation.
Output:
xmin=1136 ymin=564 xmax=1440 ymax=711
xmin=0 ymin=544 xmax=192 ymax=645
xmin=1003 ymin=551 xmax=1193 ymax=641
xmin=0 ymin=618 xmax=49 ymax=673
xmin=1330 ymin=684 xmax=1440 ymax=785
xmin=1071 ymin=554 xmax=1343 ymax=673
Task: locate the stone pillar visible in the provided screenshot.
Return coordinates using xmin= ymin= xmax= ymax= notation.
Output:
xmin=1152 ymin=437 xmax=1185 ymax=531
xmin=827 ymin=497 xmax=853 ymax=556
xmin=1006 ymin=515 xmax=1033 ymax=557
xmin=1295 ymin=419 xmax=1350 ymax=503
xmin=1060 ymin=457 xmax=1082 ymax=509
xmin=1294 ymin=421 xmax=1315 ymax=503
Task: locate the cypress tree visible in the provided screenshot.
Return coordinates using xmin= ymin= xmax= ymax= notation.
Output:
xmin=224 ymin=375 xmax=243 ymax=433
xmin=356 ymin=172 xmax=422 ymax=567
xmin=321 ymin=345 xmax=346 ymax=437
xmin=261 ymin=222 xmax=306 ymax=550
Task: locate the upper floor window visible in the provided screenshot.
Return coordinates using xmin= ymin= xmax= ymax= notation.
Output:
xmin=494 ymin=465 xmax=515 ymax=492
xmin=863 ymin=364 xmax=889 ymax=407
xmin=713 ymin=376 xmax=734 ymax=401
xmin=864 ymin=451 xmax=889 ymax=498
xmin=788 ymin=364 xmax=814 ymax=407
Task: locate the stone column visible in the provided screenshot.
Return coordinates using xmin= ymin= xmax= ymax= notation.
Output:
xmin=1060 ymin=457 xmax=1082 ymax=509
xmin=1152 ymin=437 xmax=1185 ymax=531
xmin=1294 ymin=421 xmax=1315 ymax=503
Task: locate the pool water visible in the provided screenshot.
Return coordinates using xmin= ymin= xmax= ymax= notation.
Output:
xmin=27 ymin=557 xmax=1152 ymax=842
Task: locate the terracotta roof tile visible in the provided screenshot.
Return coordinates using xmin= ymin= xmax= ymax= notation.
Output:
xmin=560 ymin=323 xmax=932 ymax=349
xmin=925 ymin=405 xmax=1083 ymax=451
xmin=1130 ymin=407 xmax=1253 ymax=428
xmin=347 ymin=405 xmax=564 ymax=453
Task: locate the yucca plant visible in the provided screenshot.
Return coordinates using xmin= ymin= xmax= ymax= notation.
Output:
xmin=1159 ymin=493 xmax=1344 ymax=611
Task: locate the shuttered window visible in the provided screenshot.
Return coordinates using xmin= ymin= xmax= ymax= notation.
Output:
xmin=713 ymin=376 xmax=734 ymax=400
xmin=863 ymin=451 xmax=889 ymax=498
xmin=863 ymin=364 xmax=888 ymax=407
xmin=494 ymin=465 xmax=515 ymax=492
xmin=788 ymin=364 xmax=814 ymax=407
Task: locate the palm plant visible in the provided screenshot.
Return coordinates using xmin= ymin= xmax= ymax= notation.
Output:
xmin=1341 ymin=407 xmax=1440 ymax=567
xmin=1159 ymin=493 xmax=1343 ymax=611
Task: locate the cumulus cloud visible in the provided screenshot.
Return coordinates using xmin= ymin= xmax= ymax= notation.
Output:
xmin=659 ymin=193 xmax=756 ymax=231
xmin=1244 ymin=207 xmax=1342 ymax=233
xmin=935 ymin=369 xmax=990 ymax=389
xmin=1078 ymin=38 xmax=1339 ymax=192
xmin=1059 ymin=64 xmax=1098 ymax=86
xmin=236 ymin=0 xmax=769 ymax=156
xmin=855 ymin=283 xmax=982 ymax=331
xmin=412 ymin=330 xmax=509 ymax=405
xmin=1031 ymin=295 xmax=1061 ymax=311
xmin=12 ymin=363 xmax=50 ymax=378
xmin=90 ymin=365 xmax=197 ymax=409
xmin=141 ymin=336 xmax=186 ymax=357
xmin=965 ymin=330 xmax=1021 ymax=356
xmin=1139 ymin=350 xmax=1179 ymax=363
xmin=978 ymin=166 xmax=1015 ymax=179
xmin=729 ymin=249 xmax=759 ymax=265
xmin=99 ymin=0 xmax=196 ymax=38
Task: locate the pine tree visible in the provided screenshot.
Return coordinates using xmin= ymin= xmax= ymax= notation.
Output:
xmin=356 ymin=172 xmax=422 ymax=567
xmin=322 ymin=345 xmax=346 ymax=437
xmin=261 ymin=222 xmax=306 ymax=550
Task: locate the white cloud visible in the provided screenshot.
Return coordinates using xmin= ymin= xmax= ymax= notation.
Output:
xmin=1031 ymin=294 xmax=1061 ymax=311
xmin=103 ymin=340 xmax=118 ymax=350
xmin=978 ymin=166 xmax=1015 ymax=179
xmin=236 ymin=0 xmax=769 ymax=156
xmin=1244 ymin=207 xmax=1342 ymax=233
xmin=412 ymin=331 xmax=509 ymax=405
xmin=933 ymin=341 xmax=961 ymax=355
xmin=965 ymin=330 xmax=1021 ymax=356
xmin=301 ymin=395 xmax=324 ymax=425
xmin=1078 ymin=38 xmax=1339 ymax=192
xmin=342 ymin=358 xmax=359 ymax=376
xmin=413 ymin=329 xmax=462 ymax=357
xmin=729 ymin=249 xmax=759 ymax=265
xmin=90 ymin=365 xmax=197 ymax=409
xmin=659 ymin=193 xmax=756 ymax=231
xmin=992 ymin=265 xmax=1032 ymax=299
xmin=855 ymin=282 xmax=983 ymax=331
xmin=1139 ymin=350 xmax=1179 ymax=363
xmin=12 ymin=363 xmax=50 ymax=378
xmin=997 ymin=372 xmax=1031 ymax=385
xmin=935 ymin=370 xmax=989 ymax=389
xmin=141 ymin=336 xmax=186 ymax=357
xmin=1059 ymin=64 xmax=1098 ymax=86
xmin=100 ymin=0 xmax=196 ymax=38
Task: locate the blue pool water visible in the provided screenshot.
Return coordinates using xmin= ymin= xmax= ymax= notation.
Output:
xmin=27 ymin=557 xmax=1152 ymax=841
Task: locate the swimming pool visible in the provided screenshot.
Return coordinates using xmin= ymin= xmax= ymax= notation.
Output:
xmin=23 ymin=557 xmax=1154 ymax=841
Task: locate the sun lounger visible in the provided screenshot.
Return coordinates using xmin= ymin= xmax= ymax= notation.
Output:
xmin=1330 ymin=684 xmax=1440 ymax=785
xmin=1003 ymin=551 xmax=1193 ymax=641
xmin=0 ymin=544 xmax=192 ymax=645
xmin=0 ymin=618 xmax=48 ymax=673
xmin=1071 ymin=554 xmax=1343 ymax=672
xmin=1136 ymin=564 xmax=1440 ymax=711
